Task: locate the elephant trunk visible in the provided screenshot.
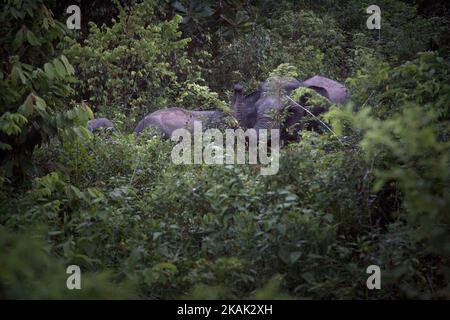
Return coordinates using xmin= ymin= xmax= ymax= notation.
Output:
xmin=254 ymin=118 xmax=280 ymax=137
xmin=232 ymin=84 xmax=245 ymax=127
xmin=253 ymin=96 xmax=281 ymax=136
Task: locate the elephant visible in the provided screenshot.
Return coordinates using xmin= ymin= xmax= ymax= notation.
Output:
xmin=232 ymin=75 xmax=348 ymax=142
xmin=233 ymin=77 xmax=302 ymax=130
xmin=134 ymin=107 xmax=224 ymax=138
xmin=295 ymin=76 xmax=348 ymax=131
xmin=87 ymin=118 xmax=114 ymax=132
xmin=134 ymin=76 xmax=328 ymax=140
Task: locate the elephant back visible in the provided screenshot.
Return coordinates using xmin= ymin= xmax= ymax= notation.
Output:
xmin=134 ymin=108 xmax=187 ymax=137
xmin=87 ymin=118 xmax=114 ymax=132
xmin=134 ymin=107 xmax=222 ymax=138
xmin=301 ymin=76 xmax=348 ymax=104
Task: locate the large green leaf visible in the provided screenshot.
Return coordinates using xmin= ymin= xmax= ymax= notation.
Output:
xmin=44 ymin=62 xmax=55 ymax=79
xmin=26 ymin=30 xmax=40 ymax=46
xmin=53 ymin=59 xmax=66 ymax=78
xmin=18 ymin=94 xmax=34 ymax=116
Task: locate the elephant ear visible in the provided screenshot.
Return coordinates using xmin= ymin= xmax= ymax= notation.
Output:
xmin=302 ymin=76 xmax=348 ymax=104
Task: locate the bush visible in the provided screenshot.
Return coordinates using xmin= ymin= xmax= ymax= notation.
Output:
xmin=0 ymin=227 xmax=135 ymax=299
xmin=0 ymin=0 xmax=91 ymax=182
xmin=65 ymin=0 xmax=225 ymax=132
xmin=327 ymin=52 xmax=450 ymax=298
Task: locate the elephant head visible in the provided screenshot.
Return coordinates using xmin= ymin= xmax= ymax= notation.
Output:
xmin=297 ymin=75 xmax=348 ymax=131
xmin=252 ymin=93 xmax=308 ymax=142
xmin=232 ymin=77 xmax=303 ymax=141
xmin=232 ymin=77 xmax=302 ymax=130
xmin=232 ymin=75 xmax=348 ymax=142
xmin=87 ymin=118 xmax=114 ymax=132
xmin=134 ymin=107 xmax=223 ymax=138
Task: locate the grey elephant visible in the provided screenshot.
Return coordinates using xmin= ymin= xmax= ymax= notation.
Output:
xmin=87 ymin=118 xmax=114 ymax=132
xmin=232 ymin=75 xmax=348 ymax=141
xmin=233 ymin=76 xmax=303 ymax=130
xmin=134 ymin=107 xmax=224 ymax=138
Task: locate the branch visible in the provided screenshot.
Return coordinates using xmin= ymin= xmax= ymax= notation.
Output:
xmin=285 ymin=95 xmax=344 ymax=146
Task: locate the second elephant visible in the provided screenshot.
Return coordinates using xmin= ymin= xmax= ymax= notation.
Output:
xmin=134 ymin=107 xmax=224 ymax=138
xmin=87 ymin=118 xmax=114 ymax=132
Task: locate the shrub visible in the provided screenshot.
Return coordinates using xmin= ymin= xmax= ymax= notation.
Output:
xmin=0 ymin=0 xmax=91 ymax=182
xmin=326 ymin=52 xmax=450 ymax=298
xmin=65 ymin=0 xmax=218 ymax=131
xmin=0 ymin=227 xmax=135 ymax=299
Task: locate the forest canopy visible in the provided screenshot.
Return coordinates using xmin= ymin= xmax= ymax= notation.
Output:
xmin=0 ymin=0 xmax=449 ymax=299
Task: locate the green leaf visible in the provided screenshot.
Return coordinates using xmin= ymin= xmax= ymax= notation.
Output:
xmin=60 ymin=55 xmax=75 ymax=75
xmin=34 ymin=96 xmax=48 ymax=116
xmin=44 ymin=63 xmax=55 ymax=79
xmin=18 ymin=94 xmax=34 ymax=116
xmin=152 ymin=262 xmax=178 ymax=274
xmin=0 ymin=142 xmax=13 ymax=150
xmin=53 ymin=59 xmax=66 ymax=77
xmin=26 ymin=30 xmax=40 ymax=46
xmin=278 ymin=247 xmax=291 ymax=265
xmin=12 ymin=29 xmax=24 ymax=50
xmin=290 ymin=251 xmax=302 ymax=264
xmin=11 ymin=65 xmax=27 ymax=84
xmin=48 ymin=230 xmax=63 ymax=236
xmin=0 ymin=112 xmax=27 ymax=136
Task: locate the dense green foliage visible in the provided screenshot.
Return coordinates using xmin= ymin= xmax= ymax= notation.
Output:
xmin=0 ymin=0 xmax=93 ymax=182
xmin=1 ymin=0 xmax=449 ymax=299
